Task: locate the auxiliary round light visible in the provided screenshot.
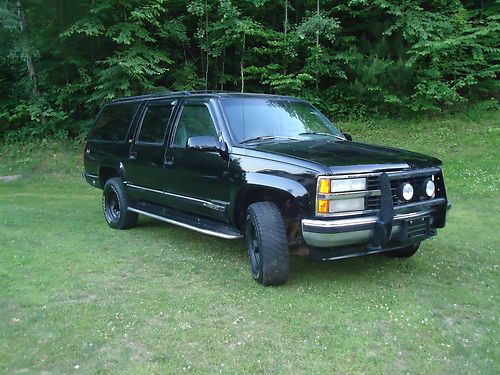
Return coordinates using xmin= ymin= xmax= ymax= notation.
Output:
xmin=401 ymin=183 xmax=414 ymax=201
xmin=425 ymin=179 xmax=435 ymax=197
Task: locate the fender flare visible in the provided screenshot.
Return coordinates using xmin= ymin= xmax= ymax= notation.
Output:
xmin=229 ymin=173 xmax=312 ymax=227
xmin=243 ymin=173 xmax=311 ymax=206
xmin=98 ymin=159 xmax=127 ymax=186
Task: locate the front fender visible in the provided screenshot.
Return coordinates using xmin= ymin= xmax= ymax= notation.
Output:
xmin=228 ymin=172 xmax=313 ymax=228
xmin=243 ymin=173 xmax=311 ymax=208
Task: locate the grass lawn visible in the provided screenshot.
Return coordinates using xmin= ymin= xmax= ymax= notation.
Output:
xmin=0 ymin=111 xmax=499 ymax=374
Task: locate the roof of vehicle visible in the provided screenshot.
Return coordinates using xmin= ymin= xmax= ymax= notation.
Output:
xmin=111 ymin=91 xmax=304 ymax=104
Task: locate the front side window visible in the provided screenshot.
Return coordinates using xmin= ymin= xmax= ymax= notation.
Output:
xmin=137 ymin=105 xmax=173 ymax=144
xmin=172 ymin=105 xmax=217 ymax=147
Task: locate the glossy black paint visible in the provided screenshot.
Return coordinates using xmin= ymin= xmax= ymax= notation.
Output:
xmin=250 ymin=139 xmax=442 ymax=170
xmin=83 ymin=91 xmax=448 ymax=236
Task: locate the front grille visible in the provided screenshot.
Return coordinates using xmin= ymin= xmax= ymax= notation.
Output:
xmin=390 ymin=175 xmax=432 ymax=205
xmin=366 ymin=195 xmax=381 ymax=210
xmin=366 ymin=170 xmax=439 ymax=209
xmin=366 ymin=176 xmax=380 ymax=191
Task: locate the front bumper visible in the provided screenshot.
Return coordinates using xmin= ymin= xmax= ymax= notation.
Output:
xmin=302 ymin=197 xmax=450 ymax=259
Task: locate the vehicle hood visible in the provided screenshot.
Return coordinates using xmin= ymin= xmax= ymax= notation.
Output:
xmin=250 ymin=139 xmax=441 ymax=173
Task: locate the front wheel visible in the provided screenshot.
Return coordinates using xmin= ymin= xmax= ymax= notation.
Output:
xmin=385 ymin=243 xmax=420 ymax=258
xmin=245 ymin=202 xmax=289 ymax=286
xmin=102 ymin=177 xmax=138 ymax=229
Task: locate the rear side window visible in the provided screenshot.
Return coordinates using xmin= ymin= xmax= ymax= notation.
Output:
xmin=89 ymin=102 xmax=140 ymax=142
xmin=137 ymin=105 xmax=173 ymax=144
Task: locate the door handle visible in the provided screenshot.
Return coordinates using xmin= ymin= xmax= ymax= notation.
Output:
xmin=164 ymin=156 xmax=174 ymax=167
xmin=129 ymin=152 xmax=137 ymax=160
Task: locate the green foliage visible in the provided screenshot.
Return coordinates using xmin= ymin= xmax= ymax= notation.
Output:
xmin=0 ymin=0 xmax=498 ymax=140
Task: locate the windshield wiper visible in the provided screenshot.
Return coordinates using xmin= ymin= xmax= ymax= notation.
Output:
xmin=298 ymin=132 xmax=345 ymax=140
xmin=239 ymin=135 xmax=301 ymax=144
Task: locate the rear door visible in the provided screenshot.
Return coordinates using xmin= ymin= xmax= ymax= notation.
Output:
xmin=125 ymin=99 xmax=176 ymax=204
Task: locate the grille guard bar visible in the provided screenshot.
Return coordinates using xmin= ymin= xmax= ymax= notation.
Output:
xmin=368 ymin=172 xmax=394 ymax=250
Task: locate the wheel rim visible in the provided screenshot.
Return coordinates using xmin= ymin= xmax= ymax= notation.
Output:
xmin=104 ymin=186 xmax=121 ymax=222
xmin=246 ymin=219 xmax=260 ymax=279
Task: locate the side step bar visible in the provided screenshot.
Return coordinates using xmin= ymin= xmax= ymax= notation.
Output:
xmin=127 ymin=204 xmax=242 ymax=240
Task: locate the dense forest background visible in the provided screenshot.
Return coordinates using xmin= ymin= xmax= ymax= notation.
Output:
xmin=0 ymin=0 xmax=498 ymax=141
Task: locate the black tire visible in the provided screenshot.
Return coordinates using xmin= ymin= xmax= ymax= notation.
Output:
xmin=385 ymin=243 xmax=420 ymax=258
xmin=102 ymin=177 xmax=138 ymax=229
xmin=245 ymin=202 xmax=289 ymax=286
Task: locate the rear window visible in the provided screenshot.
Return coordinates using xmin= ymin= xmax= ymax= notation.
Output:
xmin=89 ymin=102 xmax=140 ymax=142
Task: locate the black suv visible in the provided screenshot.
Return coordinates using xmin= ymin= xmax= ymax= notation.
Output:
xmin=83 ymin=91 xmax=450 ymax=286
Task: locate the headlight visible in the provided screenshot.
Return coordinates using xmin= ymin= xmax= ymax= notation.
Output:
xmin=318 ymin=177 xmax=367 ymax=194
xmin=317 ymin=176 xmax=367 ymax=215
xmin=400 ymin=183 xmax=414 ymax=201
xmin=317 ymin=198 xmax=365 ymax=213
xmin=424 ymin=179 xmax=435 ymax=197
xmin=331 ymin=178 xmax=366 ymax=193
xmin=329 ymin=198 xmax=365 ymax=213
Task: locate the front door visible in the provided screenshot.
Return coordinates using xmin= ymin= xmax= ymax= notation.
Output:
xmin=125 ymin=99 xmax=175 ymax=204
xmin=163 ymin=98 xmax=231 ymax=221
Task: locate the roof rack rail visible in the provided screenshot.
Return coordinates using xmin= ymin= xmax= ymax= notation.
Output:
xmin=111 ymin=90 xmax=238 ymax=103
xmin=111 ymin=91 xmax=192 ymax=103
xmin=187 ymin=90 xmax=234 ymax=94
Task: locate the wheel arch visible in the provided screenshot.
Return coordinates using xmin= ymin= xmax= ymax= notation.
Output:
xmin=98 ymin=162 xmax=125 ymax=188
xmin=232 ymin=173 xmax=311 ymax=230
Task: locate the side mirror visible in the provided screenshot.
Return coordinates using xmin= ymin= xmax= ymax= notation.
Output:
xmin=342 ymin=132 xmax=352 ymax=141
xmin=186 ymin=135 xmax=222 ymax=152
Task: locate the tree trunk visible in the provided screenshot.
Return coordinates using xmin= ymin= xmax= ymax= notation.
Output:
xmin=315 ymin=0 xmax=320 ymax=91
xmin=284 ymin=0 xmax=288 ymax=39
xmin=221 ymin=47 xmax=225 ymax=91
xmin=240 ymin=35 xmax=245 ymax=93
xmin=284 ymin=0 xmax=289 ymax=74
xmin=204 ymin=0 xmax=209 ymax=90
xmin=17 ymin=0 xmax=39 ymax=96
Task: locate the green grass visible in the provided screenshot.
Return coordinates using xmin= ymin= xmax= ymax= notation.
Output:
xmin=1 ymin=111 xmax=499 ymax=374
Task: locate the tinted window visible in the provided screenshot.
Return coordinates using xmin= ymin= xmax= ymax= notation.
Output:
xmin=137 ymin=105 xmax=173 ymax=144
xmin=90 ymin=102 xmax=140 ymax=142
xmin=220 ymin=98 xmax=342 ymax=143
xmin=172 ymin=105 xmax=217 ymax=147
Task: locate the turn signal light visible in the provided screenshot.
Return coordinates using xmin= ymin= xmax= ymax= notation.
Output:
xmin=318 ymin=199 xmax=329 ymax=213
xmin=319 ymin=179 xmax=330 ymax=194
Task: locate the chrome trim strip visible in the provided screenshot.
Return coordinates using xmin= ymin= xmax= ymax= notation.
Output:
xmin=328 ymin=172 xmax=383 ymax=179
xmin=302 ymin=210 xmax=432 ymax=229
xmin=319 ymin=190 xmax=381 ymax=200
xmin=303 ymin=216 xmax=378 ymax=228
xmin=125 ymin=183 xmax=226 ymax=210
xmin=127 ymin=207 xmax=242 ymax=239
xmin=394 ymin=210 xmax=432 ymax=221
xmin=84 ymin=173 xmax=99 ymax=179
xmin=326 ymin=167 xmax=441 ymax=179
xmin=317 ymin=209 xmax=379 ymax=218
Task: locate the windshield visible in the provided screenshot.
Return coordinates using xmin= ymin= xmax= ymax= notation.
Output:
xmin=220 ymin=98 xmax=343 ymax=144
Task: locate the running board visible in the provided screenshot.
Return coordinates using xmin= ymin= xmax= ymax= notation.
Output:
xmin=127 ymin=204 xmax=242 ymax=240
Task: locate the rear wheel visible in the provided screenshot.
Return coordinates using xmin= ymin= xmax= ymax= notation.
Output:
xmin=385 ymin=243 xmax=420 ymax=258
xmin=102 ymin=177 xmax=138 ymax=229
xmin=245 ymin=202 xmax=289 ymax=286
